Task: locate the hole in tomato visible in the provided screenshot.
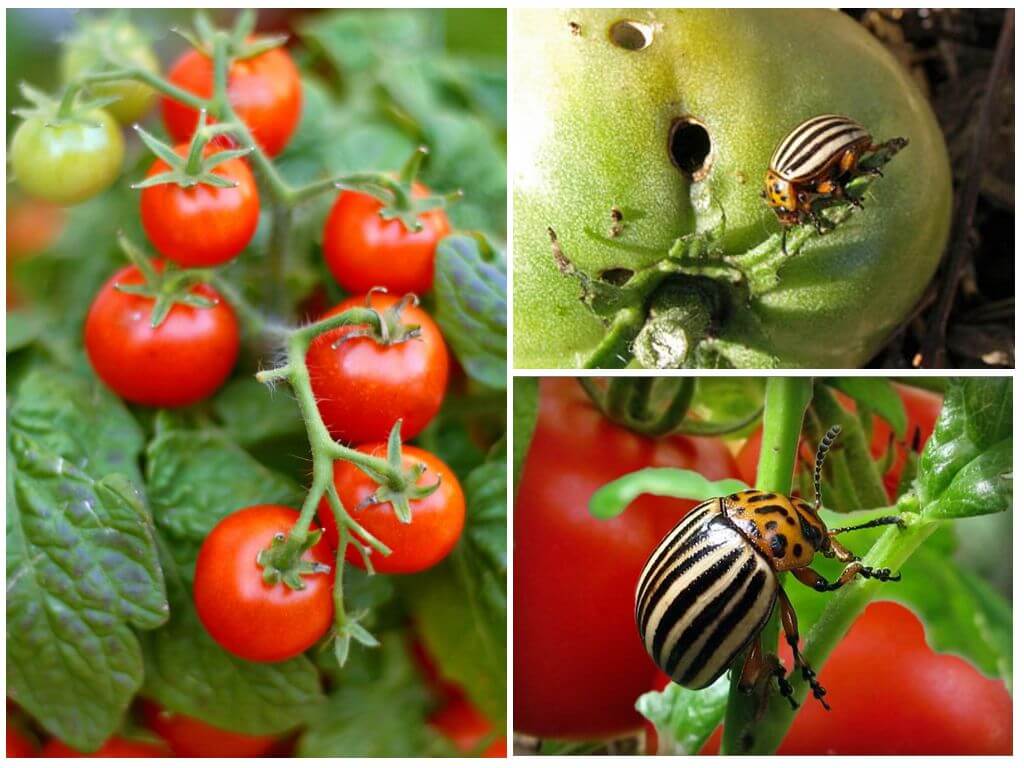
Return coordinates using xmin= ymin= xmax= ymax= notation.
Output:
xmin=600 ymin=267 xmax=634 ymax=286
xmin=609 ymin=20 xmax=654 ymax=51
xmin=668 ymin=118 xmax=713 ymax=181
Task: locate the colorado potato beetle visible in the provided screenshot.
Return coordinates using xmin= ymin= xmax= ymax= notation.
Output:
xmin=635 ymin=425 xmax=903 ymax=711
xmin=762 ymin=114 xmax=881 ymax=251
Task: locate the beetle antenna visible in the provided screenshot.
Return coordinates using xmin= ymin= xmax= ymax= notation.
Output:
xmin=813 ymin=425 xmax=841 ymax=510
xmin=829 ymin=515 xmax=905 ymax=535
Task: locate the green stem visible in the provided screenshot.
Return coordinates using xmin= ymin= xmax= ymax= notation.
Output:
xmin=266 ymin=203 xmax=293 ymax=315
xmin=81 ymin=67 xmax=208 ymax=109
xmin=722 ymin=376 xmax=811 ymax=754
xmin=56 ymin=83 xmax=83 ymax=119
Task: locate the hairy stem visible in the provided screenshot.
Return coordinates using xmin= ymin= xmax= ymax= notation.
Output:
xmin=722 ymin=376 xmax=811 ymax=754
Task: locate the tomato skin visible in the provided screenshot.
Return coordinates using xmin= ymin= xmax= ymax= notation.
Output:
xmin=84 ymin=265 xmax=239 ymax=408
xmin=140 ymin=701 xmax=276 ymax=758
xmin=322 ymin=184 xmax=452 ymax=296
xmin=306 ymin=294 xmax=449 ymax=444
xmin=7 ymin=724 xmax=36 ymax=757
xmin=162 ymin=46 xmax=302 ymax=156
xmin=700 ymin=602 xmax=1011 ymax=755
xmin=11 ymin=109 xmax=124 ymax=206
xmin=429 ymin=697 xmax=505 ymax=757
xmin=735 ymin=384 xmax=943 ymax=500
xmin=514 ymin=378 xmax=741 ymax=739
xmin=318 ymin=444 xmax=465 ymax=574
xmin=7 ymin=199 xmax=65 ymax=258
xmin=140 ymin=144 xmax=260 ymax=267
xmin=193 ymin=505 xmax=334 ymax=663
xmin=40 ymin=736 xmax=170 ymax=758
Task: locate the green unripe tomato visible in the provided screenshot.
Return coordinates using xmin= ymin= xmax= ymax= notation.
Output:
xmin=11 ymin=109 xmax=125 ymax=205
xmin=512 ymin=9 xmax=952 ymax=368
xmin=60 ymin=17 xmax=159 ymax=124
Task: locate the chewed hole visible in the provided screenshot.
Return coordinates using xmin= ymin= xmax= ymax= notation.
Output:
xmin=669 ymin=117 xmax=713 ymax=181
xmin=609 ymin=20 xmax=654 ymax=51
xmin=600 ymin=268 xmax=634 ymax=286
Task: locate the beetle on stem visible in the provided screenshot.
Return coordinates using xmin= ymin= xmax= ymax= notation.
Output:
xmin=635 ymin=425 xmax=904 ymax=712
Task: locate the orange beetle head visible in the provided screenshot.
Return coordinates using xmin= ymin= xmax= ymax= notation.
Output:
xmin=763 ymin=171 xmax=799 ymax=222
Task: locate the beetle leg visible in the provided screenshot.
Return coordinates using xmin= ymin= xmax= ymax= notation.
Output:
xmin=793 ymin=562 xmax=901 ymax=593
xmin=739 ymin=636 xmax=798 ymax=712
xmin=778 ymin=587 xmax=829 ymax=711
xmin=838 ymin=148 xmax=859 ymax=175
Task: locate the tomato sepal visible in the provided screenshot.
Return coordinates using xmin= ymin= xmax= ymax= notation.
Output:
xmin=354 ymin=421 xmax=442 ymax=525
xmin=256 ymin=527 xmax=332 ymax=591
xmin=132 ymin=114 xmax=253 ymax=190
xmin=334 ymin=146 xmax=462 ymax=233
xmin=329 ymin=290 xmax=423 ymax=349
xmin=174 ymin=9 xmax=289 ymax=63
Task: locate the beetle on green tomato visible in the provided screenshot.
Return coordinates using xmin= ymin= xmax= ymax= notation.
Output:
xmin=635 ymin=425 xmax=903 ymax=710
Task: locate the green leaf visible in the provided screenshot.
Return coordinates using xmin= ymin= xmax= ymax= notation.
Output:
xmin=590 ymin=469 xmax=746 ymax=520
xmin=298 ymin=635 xmax=444 ymax=757
xmin=512 ymin=377 xmax=538 ymax=493
xmin=144 ymin=423 xmax=302 ymax=571
xmin=636 ymin=676 xmax=730 ymax=755
xmin=433 ymin=234 xmax=506 ymax=390
xmin=6 ymin=307 xmax=46 ymax=353
xmin=828 ymin=376 xmax=907 ymax=437
xmin=139 ymin=544 xmax=324 ymax=737
xmin=213 ymin=376 xmax=304 ymax=448
xmin=7 ymin=433 xmax=167 ymax=752
xmin=918 ymin=378 xmax=1012 ymax=519
xmin=9 ymin=366 xmax=145 ymax=485
xmin=300 ymin=9 xmax=441 ymax=76
xmin=403 ymin=461 xmax=506 ymax=724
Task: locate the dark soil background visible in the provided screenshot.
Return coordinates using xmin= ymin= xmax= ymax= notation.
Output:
xmin=847 ymin=9 xmax=1014 ymax=369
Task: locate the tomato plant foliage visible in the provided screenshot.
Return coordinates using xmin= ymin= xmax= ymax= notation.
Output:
xmin=6 ymin=8 xmax=506 ymax=756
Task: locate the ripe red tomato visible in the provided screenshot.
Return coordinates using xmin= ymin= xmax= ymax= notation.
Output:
xmin=7 ymin=198 xmax=65 ymax=259
xmin=84 ymin=264 xmax=239 ymax=407
xmin=162 ymin=46 xmax=302 ymax=157
xmin=429 ymin=697 xmax=506 ymax=757
xmin=7 ymin=724 xmax=36 ymax=757
xmin=514 ymin=378 xmax=741 ymax=739
xmin=322 ymin=183 xmax=452 ymax=296
xmin=306 ymin=293 xmax=449 ymax=445
xmin=139 ymin=143 xmax=259 ymax=267
xmin=40 ymin=736 xmax=170 ymax=757
xmin=318 ymin=443 xmax=465 ymax=574
xmin=193 ymin=505 xmax=334 ymax=662
xmin=699 ymin=601 xmax=1011 ymax=755
xmin=140 ymin=700 xmax=276 ymax=758
xmin=735 ymin=384 xmax=943 ymax=501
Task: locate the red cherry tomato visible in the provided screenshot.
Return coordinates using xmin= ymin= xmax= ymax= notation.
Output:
xmin=514 ymin=378 xmax=741 ymax=739
xmin=84 ymin=264 xmax=239 ymax=407
xmin=7 ymin=198 xmax=65 ymax=259
xmin=699 ymin=601 xmax=1011 ymax=755
xmin=322 ymin=183 xmax=452 ymax=296
xmin=735 ymin=384 xmax=943 ymax=501
xmin=162 ymin=45 xmax=302 ymax=157
xmin=429 ymin=697 xmax=505 ymax=757
xmin=318 ymin=443 xmax=465 ymax=574
xmin=193 ymin=505 xmax=334 ymax=662
xmin=139 ymin=143 xmax=259 ymax=268
xmin=7 ymin=724 xmax=36 ymax=757
xmin=306 ymin=293 xmax=449 ymax=444
xmin=409 ymin=635 xmax=464 ymax=702
xmin=140 ymin=700 xmax=276 ymax=758
xmin=40 ymin=736 xmax=170 ymax=758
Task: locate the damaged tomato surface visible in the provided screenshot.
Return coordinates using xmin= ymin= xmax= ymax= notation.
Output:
xmin=512 ymin=8 xmax=952 ymax=369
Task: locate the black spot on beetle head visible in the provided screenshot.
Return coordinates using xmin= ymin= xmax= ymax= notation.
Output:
xmin=793 ymin=543 xmax=804 ymax=558
xmin=770 ymin=533 xmax=788 ymax=559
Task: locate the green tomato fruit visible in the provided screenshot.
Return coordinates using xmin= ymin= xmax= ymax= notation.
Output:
xmin=512 ymin=9 xmax=952 ymax=368
xmin=11 ymin=109 xmax=125 ymax=205
xmin=60 ymin=17 xmax=159 ymax=124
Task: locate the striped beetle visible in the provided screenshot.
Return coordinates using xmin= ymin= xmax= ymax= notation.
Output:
xmin=635 ymin=425 xmax=903 ymax=711
xmin=762 ymin=114 xmax=881 ymax=252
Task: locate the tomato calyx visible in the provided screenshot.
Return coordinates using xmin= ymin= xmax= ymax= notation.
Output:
xmin=132 ymin=111 xmax=253 ymax=190
xmin=255 ymin=526 xmax=332 ymax=591
xmin=13 ymin=81 xmax=118 ymax=126
xmin=334 ymin=146 xmax=463 ymax=232
xmin=173 ymin=9 xmax=289 ymax=64
xmin=111 ymin=234 xmax=220 ymax=327
xmin=329 ymin=290 xmax=423 ymax=349
xmin=352 ymin=422 xmax=441 ymax=526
